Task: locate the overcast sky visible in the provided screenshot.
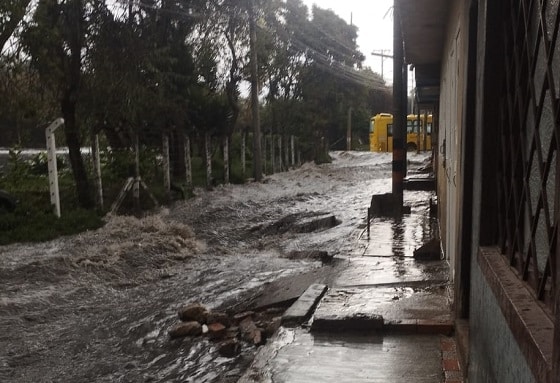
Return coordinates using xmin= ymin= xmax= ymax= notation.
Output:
xmin=302 ymin=0 xmax=394 ymax=82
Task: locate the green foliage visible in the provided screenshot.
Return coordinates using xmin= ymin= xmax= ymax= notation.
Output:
xmin=0 ymin=0 xmax=396 ymax=243
xmin=0 ymin=153 xmax=103 ymax=245
xmin=314 ymin=150 xmax=332 ymax=165
xmin=0 ymin=207 xmax=103 ymax=245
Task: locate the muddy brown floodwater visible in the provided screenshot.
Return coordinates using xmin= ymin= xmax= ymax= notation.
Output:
xmin=0 ymin=151 xmax=432 ymax=382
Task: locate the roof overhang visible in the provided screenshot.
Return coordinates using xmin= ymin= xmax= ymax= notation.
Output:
xmin=397 ymin=0 xmax=450 ymax=105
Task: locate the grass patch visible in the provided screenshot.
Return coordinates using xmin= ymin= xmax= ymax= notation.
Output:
xmin=0 ymin=207 xmax=104 ymax=245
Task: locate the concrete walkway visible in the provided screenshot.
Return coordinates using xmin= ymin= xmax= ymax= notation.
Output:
xmin=239 ymin=192 xmax=464 ymax=383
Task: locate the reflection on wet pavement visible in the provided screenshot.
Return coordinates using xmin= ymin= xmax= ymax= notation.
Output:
xmin=248 ymin=328 xmax=442 ymax=383
xmin=241 ymin=154 xmax=453 ymax=383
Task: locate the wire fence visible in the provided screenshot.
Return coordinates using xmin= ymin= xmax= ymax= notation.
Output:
xmin=42 ymin=130 xmax=304 ymax=215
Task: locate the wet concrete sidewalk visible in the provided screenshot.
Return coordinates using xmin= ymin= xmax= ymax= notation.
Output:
xmin=239 ymin=191 xmax=464 ymax=383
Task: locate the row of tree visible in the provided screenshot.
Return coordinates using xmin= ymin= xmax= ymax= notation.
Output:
xmin=0 ymin=0 xmax=392 ymax=209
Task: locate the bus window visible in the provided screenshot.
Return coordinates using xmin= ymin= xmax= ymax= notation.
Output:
xmin=407 ymin=119 xmax=421 ymax=133
xmin=370 ymin=119 xmax=375 ymax=133
xmin=426 ymin=122 xmax=432 ymax=134
xmin=387 ymin=123 xmax=393 ymax=136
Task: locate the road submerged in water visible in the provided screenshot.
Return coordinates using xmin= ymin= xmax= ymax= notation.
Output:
xmin=0 ymin=151 xmax=433 ymax=382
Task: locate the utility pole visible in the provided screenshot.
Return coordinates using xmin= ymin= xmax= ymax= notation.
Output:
xmin=371 ymin=50 xmax=393 ymax=80
xmin=248 ymin=0 xmax=262 ymax=181
xmin=392 ymin=2 xmax=406 ymax=214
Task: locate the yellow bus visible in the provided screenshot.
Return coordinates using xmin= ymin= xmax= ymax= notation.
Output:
xmin=369 ymin=113 xmax=432 ymax=152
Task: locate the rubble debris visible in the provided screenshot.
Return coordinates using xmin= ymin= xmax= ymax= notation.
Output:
xmin=239 ymin=317 xmax=263 ymax=346
xmin=168 ymin=321 xmax=203 ymax=338
xmin=294 ymin=214 xmax=338 ymax=233
xmin=217 ymin=339 xmax=241 ymax=358
xmin=178 ymin=302 xmax=209 ymax=323
xmin=233 ymin=311 xmax=254 ymax=324
xmin=285 ymin=250 xmax=333 ymax=263
xmin=207 ymin=311 xmax=231 ymax=327
xmin=206 ymin=323 xmax=227 ymax=339
xmin=252 ymin=212 xmax=339 ymax=235
xmin=168 ymin=302 xmax=287 ymax=350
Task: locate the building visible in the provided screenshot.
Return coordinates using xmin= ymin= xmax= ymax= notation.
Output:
xmin=394 ymin=0 xmax=560 ymax=381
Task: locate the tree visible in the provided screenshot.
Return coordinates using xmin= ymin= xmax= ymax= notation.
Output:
xmin=0 ymin=0 xmax=31 ymax=52
xmin=22 ymin=0 xmax=94 ymax=208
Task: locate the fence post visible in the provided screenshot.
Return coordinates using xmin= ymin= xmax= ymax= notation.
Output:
xmin=278 ymin=135 xmax=283 ymax=171
xmin=184 ymin=133 xmax=192 ymax=189
xmin=223 ymin=135 xmax=229 ymax=184
xmin=45 ymin=118 xmax=64 ymax=217
xmin=205 ymin=132 xmax=212 ymax=189
xmin=133 ymin=134 xmax=140 ymax=211
xmin=262 ymin=133 xmax=267 ymax=175
xmin=271 ymin=133 xmax=275 ymax=174
xmin=284 ymin=135 xmax=289 ymax=169
xmin=162 ymin=133 xmax=171 ymax=199
xmin=291 ymin=135 xmax=295 ymax=167
xmin=241 ymin=130 xmax=246 ymax=178
xmin=92 ymin=134 xmax=103 ymax=210
xmin=367 ymin=207 xmax=371 ymax=238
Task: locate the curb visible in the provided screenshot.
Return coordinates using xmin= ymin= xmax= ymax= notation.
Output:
xmin=384 ymin=319 xmax=454 ymax=335
xmin=441 ymin=337 xmax=465 ymax=383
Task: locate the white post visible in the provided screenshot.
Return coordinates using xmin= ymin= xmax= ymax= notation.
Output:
xmin=271 ymin=134 xmax=275 ymax=173
xmin=133 ymin=135 xmax=140 ymax=211
xmin=291 ymin=135 xmax=295 ymax=166
xmin=184 ymin=133 xmax=192 ymax=188
xmin=92 ymin=134 xmax=103 ymax=210
xmin=241 ymin=131 xmax=246 ymax=178
xmin=223 ymin=136 xmax=229 ymax=184
xmin=205 ymin=132 xmax=212 ymax=189
xmin=162 ymin=133 xmax=171 ymax=198
xmin=262 ymin=133 xmax=267 ymax=174
xmin=45 ymin=118 xmax=64 ymax=217
xmin=278 ymin=135 xmax=283 ymax=171
xmin=284 ymin=135 xmax=289 ymax=169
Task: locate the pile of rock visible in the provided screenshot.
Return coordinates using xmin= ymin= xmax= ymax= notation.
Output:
xmin=168 ymin=302 xmax=282 ymax=357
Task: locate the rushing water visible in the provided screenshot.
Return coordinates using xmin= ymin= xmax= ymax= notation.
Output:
xmin=0 ymin=151 xmax=434 ymax=382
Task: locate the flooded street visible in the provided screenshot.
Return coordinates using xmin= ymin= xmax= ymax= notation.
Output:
xmin=0 ymin=151 xmax=434 ymax=382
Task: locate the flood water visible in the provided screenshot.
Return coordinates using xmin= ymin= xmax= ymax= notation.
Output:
xmin=0 ymin=151 xmax=435 ymax=382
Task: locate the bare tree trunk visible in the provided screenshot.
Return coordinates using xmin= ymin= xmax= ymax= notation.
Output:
xmin=61 ymin=94 xmax=93 ymax=209
xmin=59 ymin=0 xmax=93 ymax=209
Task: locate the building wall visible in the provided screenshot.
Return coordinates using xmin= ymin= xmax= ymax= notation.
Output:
xmin=437 ymin=0 xmax=468 ymax=278
xmin=469 ymin=260 xmax=537 ymax=383
xmin=466 ymin=0 xmax=550 ymax=381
